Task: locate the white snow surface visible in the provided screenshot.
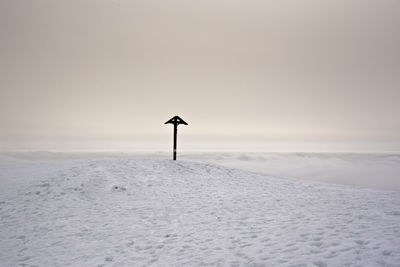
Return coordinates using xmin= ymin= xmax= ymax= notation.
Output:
xmin=183 ymin=152 xmax=400 ymax=191
xmin=1 ymin=154 xmax=400 ymax=266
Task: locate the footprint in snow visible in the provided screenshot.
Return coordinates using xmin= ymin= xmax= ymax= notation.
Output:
xmin=105 ymin=256 xmax=113 ymax=262
xmin=313 ymin=261 xmax=327 ymax=267
xmin=354 ymin=240 xmax=369 ymax=245
xmin=386 ymin=211 xmax=400 ymax=216
xmin=112 ymin=185 xmax=126 ymax=192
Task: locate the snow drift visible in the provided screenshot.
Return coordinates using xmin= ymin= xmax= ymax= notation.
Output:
xmin=1 ymin=156 xmax=400 ymax=266
xmin=184 ymin=152 xmax=400 ymax=191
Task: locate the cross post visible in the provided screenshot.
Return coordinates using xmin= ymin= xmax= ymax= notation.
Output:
xmin=165 ymin=116 xmax=188 ymax=160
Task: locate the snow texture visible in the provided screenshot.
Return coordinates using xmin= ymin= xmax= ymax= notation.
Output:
xmin=1 ymin=154 xmax=400 ymax=266
xmin=183 ymin=152 xmax=400 ymax=191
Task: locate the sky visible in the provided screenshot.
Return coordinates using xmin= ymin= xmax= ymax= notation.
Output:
xmin=0 ymin=0 xmax=399 ymax=152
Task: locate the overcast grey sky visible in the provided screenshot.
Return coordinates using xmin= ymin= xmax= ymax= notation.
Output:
xmin=0 ymin=0 xmax=399 ymax=151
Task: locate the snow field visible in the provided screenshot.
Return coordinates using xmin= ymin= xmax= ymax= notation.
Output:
xmin=1 ymin=157 xmax=400 ymax=266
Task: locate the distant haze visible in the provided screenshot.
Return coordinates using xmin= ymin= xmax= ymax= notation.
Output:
xmin=1 ymin=0 xmax=399 ymax=152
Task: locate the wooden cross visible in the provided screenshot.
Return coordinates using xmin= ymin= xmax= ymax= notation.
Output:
xmin=165 ymin=115 xmax=188 ymax=160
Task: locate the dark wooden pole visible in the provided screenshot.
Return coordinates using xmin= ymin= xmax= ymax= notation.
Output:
xmin=165 ymin=116 xmax=187 ymax=161
xmin=173 ymin=123 xmax=177 ymax=160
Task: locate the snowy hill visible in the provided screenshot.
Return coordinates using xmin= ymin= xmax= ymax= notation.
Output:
xmin=1 ymin=157 xmax=400 ymax=266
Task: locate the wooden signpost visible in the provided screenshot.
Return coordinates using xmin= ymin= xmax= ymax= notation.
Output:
xmin=165 ymin=115 xmax=188 ymax=160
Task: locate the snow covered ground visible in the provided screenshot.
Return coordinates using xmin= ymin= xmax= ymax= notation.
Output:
xmin=183 ymin=152 xmax=400 ymax=191
xmin=1 ymin=153 xmax=400 ymax=266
